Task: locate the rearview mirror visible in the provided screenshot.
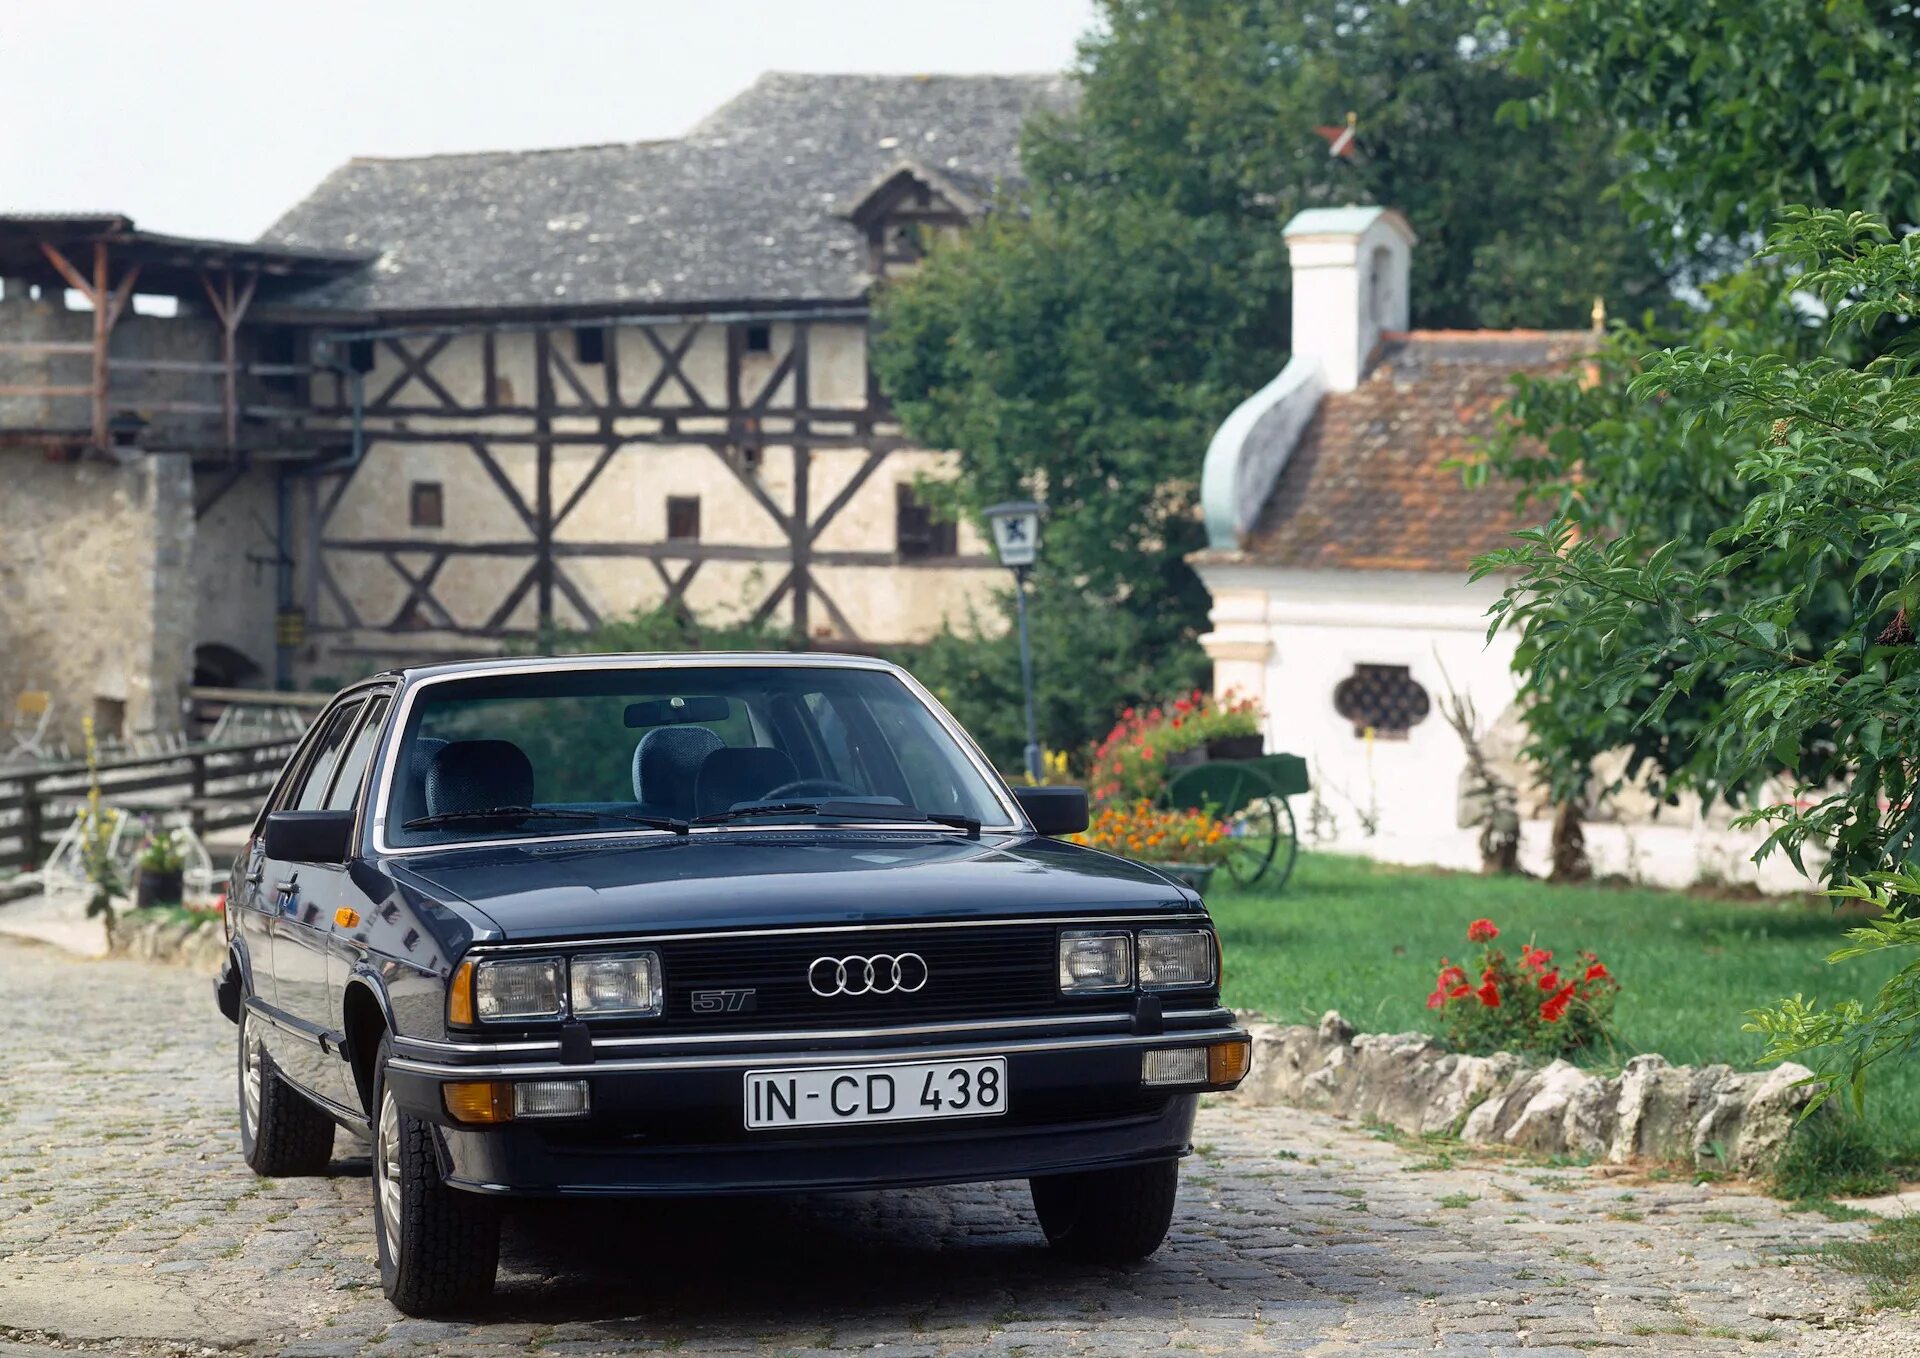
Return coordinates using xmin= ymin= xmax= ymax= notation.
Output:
xmin=625 ymin=695 xmax=732 ymax=727
xmin=1013 ymin=786 xmax=1089 ymax=837
xmin=264 ymin=809 xmax=355 ymax=864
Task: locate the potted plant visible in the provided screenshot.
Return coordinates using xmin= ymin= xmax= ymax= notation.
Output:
xmin=1070 ymin=799 xmax=1233 ymax=893
xmin=1089 ymin=692 xmax=1264 ymax=803
xmin=134 ymin=827 xmax=185 ymax=909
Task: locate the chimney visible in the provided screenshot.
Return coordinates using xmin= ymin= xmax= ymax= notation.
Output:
xmin=1282 ymin=206 xmax=1416 ymax=392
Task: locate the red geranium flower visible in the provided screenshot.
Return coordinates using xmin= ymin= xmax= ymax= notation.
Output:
xmin=1537 ymin=970 xmax=1560 ymax=991
xmin=1584 ymin=961 xmax=1610 ymax=983
xmin=1540 ymin=982 xmax=1577 ymax=1023
xmin=1521 ymin=944 xmax=1552 ymax=971
xmin=1467 ymin=919 xmax=1499 ymax=942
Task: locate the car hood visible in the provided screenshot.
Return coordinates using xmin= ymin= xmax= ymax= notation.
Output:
xmin=383 ymin=829 xmax=1198 ymax=943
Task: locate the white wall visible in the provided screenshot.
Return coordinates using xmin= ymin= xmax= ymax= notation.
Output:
xmin=1200 ymin=565 xmax=1517 ymax=866
xmin=1196 ymin=563 xmax=1820 ymax=893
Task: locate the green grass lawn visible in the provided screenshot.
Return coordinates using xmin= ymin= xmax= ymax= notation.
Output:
xmin=1207 ymin=851 xmax=1920 ymax=1166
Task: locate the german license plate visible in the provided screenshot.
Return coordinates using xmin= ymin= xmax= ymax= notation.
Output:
xmin=744 ymin=1057 xmax=1007 ymax=1130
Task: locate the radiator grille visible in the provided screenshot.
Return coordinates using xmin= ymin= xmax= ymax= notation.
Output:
xmin=652 ymin=923 xmax=1113 ymax=1031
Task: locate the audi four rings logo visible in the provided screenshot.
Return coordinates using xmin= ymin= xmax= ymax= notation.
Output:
xmin=808 ymin=952 xmax=929 ymax=996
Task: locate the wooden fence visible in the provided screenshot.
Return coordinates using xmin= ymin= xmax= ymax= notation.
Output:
xmin=0 ymin=737 xmax=298 ymax=873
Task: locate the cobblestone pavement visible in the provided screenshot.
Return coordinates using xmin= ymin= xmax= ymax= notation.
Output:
xmin=2 ymin=937 xmax=1916 ymax=1358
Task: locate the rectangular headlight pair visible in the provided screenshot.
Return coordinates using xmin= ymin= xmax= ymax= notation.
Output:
xmin=1058 ymin=929 xmax=1215 ymax=994
xmin=451 ymin=951 xmax=661 ymax=1025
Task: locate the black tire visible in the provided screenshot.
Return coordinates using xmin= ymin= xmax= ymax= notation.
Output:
xmin=371 ymin=1035 xmax=499 ymax=1315
xmin=238 ymin=1006 xmax=336 ymax=1176
xmin=1030 ymin=1159 xmax=1180 ymax=1263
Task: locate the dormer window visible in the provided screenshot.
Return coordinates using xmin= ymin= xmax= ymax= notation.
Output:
xmin=847 ymin=161 xmax=980 ymax=278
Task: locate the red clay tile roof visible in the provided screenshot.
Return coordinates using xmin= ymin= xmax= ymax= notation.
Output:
xmin=1229 ymin=331 xmax=1592 ymax=573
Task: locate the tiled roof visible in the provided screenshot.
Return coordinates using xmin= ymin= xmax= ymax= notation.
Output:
xmin=261 ymin=72 xmax=1073 ymax=315
xmin=1222 ymin=331 xmax=1592 ymax=573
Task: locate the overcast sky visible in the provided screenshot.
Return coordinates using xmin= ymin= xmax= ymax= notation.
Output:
xmin=1 ymin=0 xmax=1096 ymax=242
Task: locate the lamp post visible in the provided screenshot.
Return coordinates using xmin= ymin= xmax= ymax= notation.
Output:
xmin=982 ymin=500 xmax=1046 ymax=782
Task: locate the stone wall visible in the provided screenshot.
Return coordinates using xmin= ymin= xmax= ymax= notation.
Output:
xmin=1233 ymin=1010 xmax=1821 ymax=1174
xmin=0 ymin=450 xmax=196 ymax=747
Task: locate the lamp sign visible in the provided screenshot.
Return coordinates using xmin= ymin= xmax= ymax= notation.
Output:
xmin=981 ymin=500 xmax=1048 ymax=780
xmin=986 ymin=504 xmax=1041 ymax=568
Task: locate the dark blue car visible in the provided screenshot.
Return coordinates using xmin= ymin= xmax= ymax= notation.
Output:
xmin=216 ymin=654 xmax=1251 ymax=1314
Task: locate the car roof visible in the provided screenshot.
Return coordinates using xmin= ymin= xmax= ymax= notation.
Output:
xmin=368 ymin=650 xmax=904 ymax=686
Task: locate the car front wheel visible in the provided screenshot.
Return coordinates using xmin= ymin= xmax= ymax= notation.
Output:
xmin=371 ymin=1035 xmax=500 ymax=1315
xmin=238 ymin=1006 xmax=335 ymax=1176
xmin=1030 ymin=1159 xmax=1180 ymax=1263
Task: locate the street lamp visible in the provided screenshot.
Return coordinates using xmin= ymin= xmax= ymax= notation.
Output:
xmin=982 ymin=500 xmax=1046 ymax=782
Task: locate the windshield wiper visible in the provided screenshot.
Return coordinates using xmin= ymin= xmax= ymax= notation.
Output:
xmin=402 ymin=806 xmax=689 ymax=835
xmin=692 ymin=800 xmax=980 ymax=838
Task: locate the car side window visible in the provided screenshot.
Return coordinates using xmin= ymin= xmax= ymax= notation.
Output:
xmin=290 ymin=701 xmax=366 ymax=811
xmin=322 ymin=695 xmax=391 ymax=812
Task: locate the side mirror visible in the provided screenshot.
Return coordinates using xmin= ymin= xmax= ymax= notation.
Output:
xmin=264 ymin=809 xmax=356 ymax=864
xmin=1013 ymin=786 xmax=1089 ymax=837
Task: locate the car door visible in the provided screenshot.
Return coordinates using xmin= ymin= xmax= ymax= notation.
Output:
xmin=310 ymin=693 xmax=391 ymax=1109
xmin=262 ymin=696 xmax=366 ymax=1101
xmin=232 ymin=696 xmax=354 ymax=1011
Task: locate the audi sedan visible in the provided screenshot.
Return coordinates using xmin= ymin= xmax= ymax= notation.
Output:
xmin=214 ymin=654 xmax=1251 ymax=1314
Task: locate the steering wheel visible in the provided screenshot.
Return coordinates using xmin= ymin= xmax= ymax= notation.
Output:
xmin=765 ymin=778 xmax=864 ymax=800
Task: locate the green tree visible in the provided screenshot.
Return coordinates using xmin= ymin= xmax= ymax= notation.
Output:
xmin=1478 ymin=0 xmax=1920 ymax=869
xmin=873 ymin=0 xmax=1671 ymax=757
xmin=1478 ymin=211 xmax=1920 ymax=1106
xmin=1506 ymin=0 xmax=1920 ymax=271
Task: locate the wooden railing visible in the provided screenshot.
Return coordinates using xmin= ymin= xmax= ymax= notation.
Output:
xmin=0 ymin=737 xmax=298 ymax=873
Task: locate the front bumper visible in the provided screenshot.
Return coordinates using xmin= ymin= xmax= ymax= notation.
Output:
xmin=384 ymin=1019 xmax=1249 ymax=1197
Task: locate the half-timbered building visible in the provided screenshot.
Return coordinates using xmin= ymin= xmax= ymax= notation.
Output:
xmin=0 ymin=74 xmax=1068 ymax=742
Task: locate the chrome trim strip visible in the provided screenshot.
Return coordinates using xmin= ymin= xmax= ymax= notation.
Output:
xmin=370 ymin=654 xmax=1026 ymax=856
xmin=392 ymin=1004 xmax=1234 ymax=1055
xmin=388 ymin=1026 xmax=1248 ymax=1080
xmin=459 ymin=912 xmax=1208 ymax=955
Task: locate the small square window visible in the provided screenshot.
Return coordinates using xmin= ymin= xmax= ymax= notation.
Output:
xmin=573 ymin=326 xmax=606 ymax=365
xmin=896 ymin=483 xmax=957 ymax=559
xmin=744 ymin=323 xmax=772 ymax=354
xmin=666 ymin=495 xmax=701 ymax=542
xmin=410 ymin=481 xmax=444 ymax=529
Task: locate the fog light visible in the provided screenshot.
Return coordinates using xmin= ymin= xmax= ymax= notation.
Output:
xmin=513 ymin=1079 xmax=590 ymax=1119
xmin=444 ymin=1080 xmax=513 ymax=1124
xmin=1208 ymin=1037 xmax=1252 ymax=1086
xmin=1140 ymin=1047 xmax=1207 ymax=1086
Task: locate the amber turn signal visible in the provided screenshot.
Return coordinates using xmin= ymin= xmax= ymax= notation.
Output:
xmin=447 ymin=959 xmax=476 ymax=1027
xmin=334 ymin=907 xmax=360 ymax=929
xmin=1208 ymin=1038 xmax=1252 ymax=1087
xmin=443 ymin=1080 xmax=514 ymax=1124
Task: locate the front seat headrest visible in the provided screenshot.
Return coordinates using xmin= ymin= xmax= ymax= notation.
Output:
xmin=425 ymin=739 xmax=534 ymax=818
xmin=695 ymin=747 xmax=799 ymax=818
xmin=633 ymin=725 xmax=725 ymax=816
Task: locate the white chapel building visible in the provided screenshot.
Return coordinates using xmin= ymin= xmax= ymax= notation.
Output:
xmin=1190 ymin=206 xmax=1811 ymax=891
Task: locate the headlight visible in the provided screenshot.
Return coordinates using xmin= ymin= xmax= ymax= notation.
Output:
xmin=473 ymin=957 xmax=565 ymax=1021
xmin=1138 ymin=930 xmax=1216 ymax=990
xmin=570 ymin=951 xmax=663 ymax=1017
xmin=1058 ymin=930 xmax=1132 ymax=992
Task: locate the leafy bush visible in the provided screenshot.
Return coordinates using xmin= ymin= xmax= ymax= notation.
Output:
xmin=1087 ymin=690 xmax=1261 ymax=805
xmin=136 ymin=827 xmax=184 ymax=873
xmin=1427 ymin=918 xmax=1619 ymax=1058
xmin=1071 ymin=800 xmax=1231 ymax=866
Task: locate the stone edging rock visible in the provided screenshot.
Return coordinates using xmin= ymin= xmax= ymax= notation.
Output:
xmin=1230 ymin=1010 xmax=1821 ymax=1174
xmin=106 ymin=912 xmax=226 ymax=973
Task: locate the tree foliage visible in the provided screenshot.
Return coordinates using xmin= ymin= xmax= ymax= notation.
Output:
xmin=1505 ymin=0 xmax=1920 ymax=271
xmin=1477 ymin=212 xmax=1920 ymax=1106
xmin=871 ymin=0 xmax=1670 ymax=757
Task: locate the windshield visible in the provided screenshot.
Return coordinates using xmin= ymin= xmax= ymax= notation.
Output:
xmin=380 ymin=663 xmax=1013 ymax=847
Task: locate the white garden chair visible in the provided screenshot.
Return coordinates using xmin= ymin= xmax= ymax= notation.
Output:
xmin=1 ymin=689 xmax=54 ymax=764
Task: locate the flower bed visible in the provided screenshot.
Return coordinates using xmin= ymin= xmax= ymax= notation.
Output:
xmin=1071 ymin=800 xmax=1231 ymax=878
xmin=1428 ymin=917 xmax=1620 ymax=1058
xmin=1088 ymin=690 xmax=1261 ymax=804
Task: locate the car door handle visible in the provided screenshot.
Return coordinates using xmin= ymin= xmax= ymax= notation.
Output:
xmin=273 ymin=877 xmax=298 ymax=895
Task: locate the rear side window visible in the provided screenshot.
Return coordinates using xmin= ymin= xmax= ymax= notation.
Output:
xmin=290 ymin=701 xmax=365 ymax=811
xmin=323 ymin=696 xmax=390 ymax=812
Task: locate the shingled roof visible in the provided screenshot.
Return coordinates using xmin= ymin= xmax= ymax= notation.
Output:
xmin=262 ymin=72 xmax=1072 ymax=316
xmin=1218 ymin=332 xmax=1592 ymax=573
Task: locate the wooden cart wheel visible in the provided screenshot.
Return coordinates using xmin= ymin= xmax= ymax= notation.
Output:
xmin=1164 ymin=762 xmax=1298 ymax=890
